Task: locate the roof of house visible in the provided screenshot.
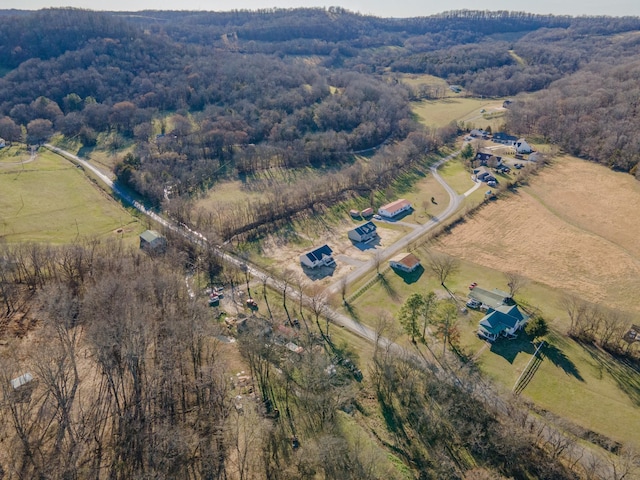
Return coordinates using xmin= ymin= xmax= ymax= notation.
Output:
xmin=479 ymin=305 xmax=527 ymax=335
xmin=468 ymin=287 xmax=512 ymax=309
xmin=351 ymin=221 xmax=377 ymax=236
xmin=493 ymin=132 xmax=518 ymax=142
xmin=390 ymin=253 xmax=421 ymax=269
xmin=304 ymin=244 xmax=333 ymax=262
xmin=361 ymin=207 xmax=374 ymax=215
xmin=380 ymin=198 xmax=411 ymax=213
xmin=476 ymin=151 xmax=492 ymax=160
xmin=140 ymin=229 xmax=163 ymax=243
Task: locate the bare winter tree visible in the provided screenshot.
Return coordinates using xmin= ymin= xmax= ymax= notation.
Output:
xmin=373 ymin=249 xmax=383 ymax=275
xmin=339 ymin=276 xmax=348 ymax=303
xmin=427 ymin=250 xmax=460 ymax=287
xmin=504 ymin=271 xmax=528 ymax=298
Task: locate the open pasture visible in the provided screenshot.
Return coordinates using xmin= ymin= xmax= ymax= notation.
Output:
xmin=348 ymin=154 xmax=640 ymax=446
xmin=0 ymin=147 xmax=140 ymax=243
xmin=412 ymin=97 xmax=507 ymax=129
xmin=437 ymin=155 xmax=640 ymax=315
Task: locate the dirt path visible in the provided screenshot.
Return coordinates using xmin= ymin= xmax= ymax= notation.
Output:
xmin=0 ymin=147 xmax=37 ymax=167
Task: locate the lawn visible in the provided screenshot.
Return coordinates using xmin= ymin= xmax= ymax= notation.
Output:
xmin=437 ymin=157 xmax=476 ymax=195
xmin=346 ymin=154 xmax=640 ymax=446
xmin=412 ymin=97 xmax=507 ymax=129
xmin=0 ymin=147 xmax=142 ymax=243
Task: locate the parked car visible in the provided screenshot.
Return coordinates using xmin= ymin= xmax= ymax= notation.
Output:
xmin=468 ymin=282 xmax=478 ymax=290
xmin=373 ymin=214 xmax=382 ymax=220
xmin=246 ymin=298 xmax=258 ymax=309
xmin=466 ymin=299 xmax=481 ymax=309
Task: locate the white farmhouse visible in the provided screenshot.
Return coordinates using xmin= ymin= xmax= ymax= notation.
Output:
xmin=515 ymin=138 xmax=533 ymax=154
xmin=300 ymin=245 xmax=335 ymax=269
xmin=378 ymin=199 xmax=412 ymax=219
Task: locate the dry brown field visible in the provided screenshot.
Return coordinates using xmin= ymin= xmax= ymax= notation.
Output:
xmin=436 ymin=155 xmax=640 ymax=314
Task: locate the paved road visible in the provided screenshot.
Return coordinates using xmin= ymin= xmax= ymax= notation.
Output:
xmin=44 ymin=144 xmax=181 ymax=236
xmin=326 ymin=152 xmax=464 ymax=295
xmin=46 ymin=144 xmax=614 ymax=477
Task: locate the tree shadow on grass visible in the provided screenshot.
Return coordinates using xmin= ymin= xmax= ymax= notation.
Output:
xmin=541 ymin=342 xmax=584 ymax=382
xmin=390 ymin=265 xmax=424 ymax=285
xmin=378 ymin=273 xmax=399 ymax=302
xmin=343 ymin=301 xmax=361 ymax=323
xmin=378 ymin=393 xmax=409 ymax=441
xmin=77 ymin=145 xmax=96 ymax=159
xmin=581 ymin=342 xmax=640 ymax=406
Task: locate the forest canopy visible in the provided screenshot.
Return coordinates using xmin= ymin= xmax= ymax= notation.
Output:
xmin=0 ymin=7 xmax=639 ymax=208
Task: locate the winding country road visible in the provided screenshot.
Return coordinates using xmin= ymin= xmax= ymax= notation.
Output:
xmin=44 ymin=143 xmax=465 ymax=358
xmin=327 ymin=151 xmax=480 ymax=295
xmin=44 ymin=144 xmax=613 ymax=477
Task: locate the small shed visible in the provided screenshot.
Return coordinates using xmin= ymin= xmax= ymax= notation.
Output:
xmin=389 ymin=253 xmax=421 ymax=273
xmin=361 ymin=207 xmax=374 ymax=218
xmin=140 ymin=230 xmax=166 ymax=252
xmin=348 ymin=221 xmax=377 ymax=243
xmin=349 ymin=209 xmax=361 ymax=219
xmin=11 ymin=372 xmax=33 ymax=390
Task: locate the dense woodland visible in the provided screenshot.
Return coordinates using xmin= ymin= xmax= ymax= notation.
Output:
xmin=0 ymin=8 xmax=640 ymax=224
xmin=1 ymin=8 xmax=640 ymax=478
xmin=0 ymin=240 xmax=604 ymax=479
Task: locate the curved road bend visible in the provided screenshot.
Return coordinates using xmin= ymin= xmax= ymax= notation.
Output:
xmin=45 ymin=144 xmax=175 ymax=232
xmin=326 ymin=152 xmax=465 ymax=295
xmin=44 ymin=143 xmax=461 ymax=354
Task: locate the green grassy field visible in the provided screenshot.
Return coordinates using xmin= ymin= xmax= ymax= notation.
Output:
xmin=412 ymin=97 xmax=507 ymax=129
xmin=0 ymin=147 xmax=142 ymax=243
xmin=347 ymin=233 xmax=640 ymax=447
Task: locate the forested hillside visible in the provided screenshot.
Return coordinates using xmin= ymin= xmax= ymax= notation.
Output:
xmin=0 ymin=241 xmax=580 ymax=479
xmin=1 ymin=8 xmax=639 ymax=214
xmin=1 ymin=8 xmax=640 ymax=480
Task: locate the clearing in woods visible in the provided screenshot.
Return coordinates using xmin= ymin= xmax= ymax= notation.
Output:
xmin=0 ymin=146 xmax=141 ymax=243
xmin=412 ymin=97 xmax=507 ymax=129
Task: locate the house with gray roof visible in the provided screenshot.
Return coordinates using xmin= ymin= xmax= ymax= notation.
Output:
xmin=300 ymin=245 xmax=335 ymax=269
xmin=348 ymin=221 xmax=377 ymax=243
